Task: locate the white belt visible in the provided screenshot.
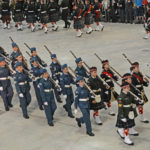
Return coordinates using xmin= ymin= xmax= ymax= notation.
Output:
xmin=74 ymin=16 xmax=81 ymax=19
xmin=55 ymin=72 xmax=61 ymax=75
xmin=38 ymin=9 xmax=41 ymax=11
xmin=2 ymin=10 xmax=8 ymax=12
xmin=28 ymin=11 xmax=34 ymax=13
xmin=34 ymin=77 xmax=41 ymax=81
xmin=18 ymin=81 xmax=27 ymax=85
xmin=62 ymin=7 xmax=68 ymax=10
xmin=95 ymin=9 xmax=100 ymax=11
xmin=41 ymin=11 xmax=46 ymax=14
xmin=106 ymin=79 xmax=111 ymax=82
xmin=0 ymin=77 xmax=10 ymax=80
xmin=123 ymin=104 xmax=131 ymax=108
xmin=65 ymin=85 xmax=72 ymax=88
xmin=16 ymin=10 xmax=21 ymax=12
xmin=136 ymin=85 xmax=142 ymax=88
xmin=79 ymin=98 xmax=89 ymax=102
xmin=50 ymin=9 xmax=56 ymax=11
xmin=44 ymin=89 xmax=52 ymax=92
xmin=93 ymin=89 xmax=100 ymax=92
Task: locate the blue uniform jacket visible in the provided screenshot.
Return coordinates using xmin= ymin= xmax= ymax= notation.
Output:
xmin=75 ymin=66 xmax=89 ymax=78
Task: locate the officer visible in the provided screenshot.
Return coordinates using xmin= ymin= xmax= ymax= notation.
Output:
xmin=60 ymin=64 xmax=75 ymax=118
xmin=116 ymin=82 xmax=139 ymax=145
xmin=14 ymin=62 xmax=32 ymax=119
xmin=10 ymin=42 xmax=21 ymax=70
xmin=0 ymin=57 xmax=14 ymax=111
xmin=100 ymin=60 xmax=118 ymax=116
xmin=75 ymin=57 xmax=89 ymax=78
xmin=130 ymin=62 xmax=149 ymax=123
xmin=39 ymin=68 xmax=57 ymax=126
xmin=74 ymin=76 xmax=95 ymax=136
xmin=30 ymin=47 xmax=47 ymax=67
xmin=50 ymin=54 xmax=62 ymax=103
xmin=30 ymin=57 xmax=44 ymax=110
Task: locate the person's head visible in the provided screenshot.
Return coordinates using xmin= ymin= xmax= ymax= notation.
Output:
xmin=77 ymin=76 xmax=85 ymax=87
xmin=30 ymin=47 xmax=37 ymax=56
xmin=16 ymin=53 xmax=22 ymax=62
xmin=51 ymin=54 xmax=58 ymax=63
xmin=40 ymin=69 xmax=49 ymax=78
xmin=32 ymin=60 xmax=39 ymax=67
xmin=130 ymin=62 xmax=139 ymax=73
xmin=102 ymin=60 xmax=109 ymax=70
xmin=95 ymin=0 xmax=98 ymax=3
xmin=12 ymin=43 xmax=18 ymax=52
xmin=121 ymin=82 xmax=130 ymax=92
xmin=85 ymin=0 xmax=90 ymax=5
xmin=75 ymin=57 xmax=83 ymax=67
xmin=0 ymin=57 xmax=6 ymax=67
xmin=122 ymin=73 xmax=132 ymax=84
xmin=90 ymin=67 xmax=97 ymax=77
xmin=61 ymin=64 xmax=68 ymax=73
xmin=16 ymin=62 xmax=23 ymax=72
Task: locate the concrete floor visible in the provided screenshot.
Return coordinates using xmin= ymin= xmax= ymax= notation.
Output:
xmin=0 ymin=21 xmax=150 ymax=150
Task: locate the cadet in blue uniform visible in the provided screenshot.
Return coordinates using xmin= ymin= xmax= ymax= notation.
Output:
xmin=14 ymin=62 xmax=32 ymax=119
xmin=0 ymin=57 xmax=14 ymax=111
xmin=39 ymin=68 xmax=57 ymax=126
xmin=60 ymin=64 xmax=75 ymax=118
xmin=30 ymin=58 xmax=44 ymax=110
xmin=74 ymin=76 xmax=95 ymax=136
xmin=50 ymin=54 xmax=62 ymax=103
xmin=75 ymin=57 xmax=89 ymax=78
xmin=30 ymin=47 xmax=47 ymax=67
xmin=10 ymin=42 xmax=21 ymax=70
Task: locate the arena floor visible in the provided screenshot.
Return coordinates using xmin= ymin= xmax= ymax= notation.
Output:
xmin=0 ymin=21 xmax=150 ymax=150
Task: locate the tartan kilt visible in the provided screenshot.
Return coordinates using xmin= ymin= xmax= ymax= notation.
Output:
xmin=13 ymin=13 xmax=24 ymax=22
xmin=116 ymin=116 xmax=135 ymax=129
xmin=49 ymin=12 xmax=59 ymax=22
xmin=84 ymin=13 xmax=93 ymax=25
xmin=93 ymin=13 xmax=100 ymax=22
xmin=2 ymin=15 xmax=11 ymax=22
xmin=26 ymin=13 xmax=36 ymax=23
xmin=73 ymin=18 xmax=85 ymax=29
xmin=40 ymin=13 xmax=49 ymax=24
xmin=61 ymin=9 xmax=69 ymax=20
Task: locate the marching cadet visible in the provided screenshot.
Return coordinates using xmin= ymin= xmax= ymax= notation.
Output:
xmin=75 ymin=57 xmax=89 ymax=78
xmin=14 ymin=62 xmax=32 ymax=119
xmin=39 ymin=0 xmax=49 ymax=33
xmin=13 ymin=0 xmax=24 ymax=31
xmin=0 ymin=57 xmax=14 ymax=111
xmin=35 ymin=0 xmax=42 ymax=29
xmin=130 ymin=62 xmax=149 ymax=123
xmin=116 ymin=82 xmax=140 ymax=145
xmin=60 ymin=64 xmax=75 ymax=118
xmin=26 ymin=0 xmax=37 ymax=32
xmin=59 ymin=0 xmax=71 ymax=28
xmin=72 ymin=3 xmax=84 ymax=37
xmin=30 ymin=58 xmax=44 ymax=110
xmin=48 ymin=0 xmax=59 ymax=31
xmin=84 ymin=0 xmax=93 ymax=34
xmin=87 ymin=66 xmax=107 ymax=125
xmin=10 ymin=42 xmax=21 ymax=70
xmin=0 ymin=0 xmax=11 ymax=29
xmin=100 ymin=60 xmax=119 ymax=116
xmin=93 ymin=0 xmax=104 ymax=31
xmin=30 ymin=47 xmax=47 ymax=67
xmin=50 ymin=54 xmax=62 ymax=103
xmin=74 ymin=76 xmax=95 ymax=136
xmin=39 ymin=68 xmax=57 ymax=126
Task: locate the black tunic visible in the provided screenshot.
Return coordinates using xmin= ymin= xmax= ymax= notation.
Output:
xmin=84 ymin=4 xmax=93 ymax=25
xmin=39 ymin=4 xmax=49 ymax=24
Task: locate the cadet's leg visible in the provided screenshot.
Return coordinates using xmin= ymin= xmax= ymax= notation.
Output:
xmin=54 ymin=87 xmax=62 ymax=103
xmin=66 ymin=94 xmax=74 ymax=118
xmin=25 ymin=91 xmax=31 ymax=107
xmin=0 ymin=90 xmax=9 ymax=110
xmin=50 ymin=97 xmax=57 ymax=117
xmin=19 ymin=96 xmax=28 ymax=118
xmin=7 ymin=84 xmax=14 ymax=106
xmin=138 ymin=105 xmax=149 ymax=123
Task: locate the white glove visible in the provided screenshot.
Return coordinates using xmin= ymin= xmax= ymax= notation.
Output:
xmin=139 ymin=100 xmax=144 ymax=105
xmin=24 ymin=16 xmax=26 ymax=19
xmin=63 ymin=95 xmax=67 ymax=99
xmin=121 ymin=118 xmax=127 ymax=122
xmin=44 ymin=102 xmax=48 ymax=106
xmin=0 ymin=14 xmax=2 ymax=18
xmin=19 ymin=93 xmax=24 ymax=98
xmin=74 ymin=109 xmax=78 ymax=114
xmin=12 ymin=71 xmax=16 ymax=75
xmin=58 ymin=87 xmax=62 ymax=92
xmin=37 ymin=84 xmax=40 ymax=88
xmin=55 ymin=80 xmax=59 ymax=84
xmin=0 ymin=87 xmax=3 ymax=91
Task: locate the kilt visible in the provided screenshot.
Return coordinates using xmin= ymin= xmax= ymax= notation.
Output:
xmin=40 ymin=13 xmax=49 ymax=24
xmin=2 ymin=15 xmax=11 ymax=22
xmin=116 ymin=116 xmax=135 ymax=129
xmin=73 ymin=18 xmax=84 ymax=29
xmin=84 ymin=13 xmax=93 ymax=25
xmin=94 ymin=13 xmax=100 ymax=22
xmin=13 ymin=13 xmax=24 ymax=22
xmin=49 ymin=12 xmax=59 ymax=22
xmin=26 ymin=13 xmax=36 ymax=23
xmin=62 ymin=9 xmax=69 ymax=21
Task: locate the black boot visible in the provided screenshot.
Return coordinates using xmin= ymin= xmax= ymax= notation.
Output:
xmin=8 ymin=104 xmax=13 ymax=108
xmin=63 ymin=105 xmax=67 ymax=112
xmin=57 ymin=99 xmax=63 ymax=103
xmin=5 ymin=107 xmax=9 ymax=111
xmin=39 ymin=105 xmax=44 ymax=110
xmin=86 ymin=131 xmax=95 ymax=136
xmin=23 ymin=115 xmax=29 ymax=119
xmin=48 ymin=122 xmax=54 ymax=126
xmin=68 ymin=114 xmax=75 ymax=118
xmin=76 ymin=118 xmax=81 ymax=127
xmin=67 ymin=21 xmax=71 ymax=28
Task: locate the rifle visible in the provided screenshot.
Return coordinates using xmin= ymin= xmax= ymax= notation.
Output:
xmin=0 ymin=53 xmax=12 ymax=63
xmin=68 ymin=66 xmax=96 ymax=97
xmin=9 ymin=37 xmax=29 ymax=69
xmin=0 ymin=46 xmax=9 ymax=56
xmin=69 ymin=50 xmax=90 ymax=74
xmin=122 ymin=53 xmax=149 ymax=83
xmin=24 ymin=43 xmax=47 ymax=66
